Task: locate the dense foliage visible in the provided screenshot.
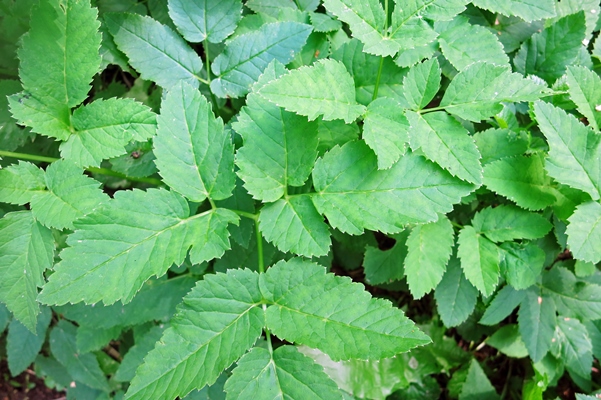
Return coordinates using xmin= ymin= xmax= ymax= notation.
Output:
xmin=1 ymin=0 xmax=601 ymax=398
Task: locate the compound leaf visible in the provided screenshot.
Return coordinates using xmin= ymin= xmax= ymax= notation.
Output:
xmin=556 ymin=317 xmax=593 ymax=380
xmin=403 ymin=57 xmax=441 ymax=111
xmin=105 ymin=12 xmax=203 ymax=89
xmin=499 ymin=242 xmax=545 ymax=290
xmin=435 ymin=257 xmax=478 ymax=328
xmin=124 ymin=269 xmax=264 ymax=400
xmin=0 ymin=211 xmax=54 ymax=332
xmin=566 ymin=66 xmax=601 ymax=132
xmin=543 ymin=266 xmax=601 ymax=320
xmin=363 ymin=231 xmax=409 ymax=285
xmin=0 ymin=161 xmax=46 ymax=205
xmin=422 ymin=0 xmax=469 ymax=21
xmin=225 ymin=346 xmax=342 ymax=400
xmin=38 ymin=189 xmax=238 ymax=306
xmin=388 ymin=0 xmax=439 ymax=55
xmin=457 ymin=225 xmax=500 ymax=297
xmin=312 ymin=141 xmax=474 ymax=235
xmin=7 ymin=306 xmax=52 ymax=376
xmin=471 ymin=0 xmax=555 ymax=22
xmin=261 ymin=259 xmax=431 ymax=360
xmin=566 ymin=202 xmax=601 ymax=264
xmin=8 ymin=93 xmax=71 ymax=141
xmin=474 ymin=128 xmax=529 ymax=165
xmin=168 ymin=0 xmax=242 ymax=43
xmin=154 ymin=82 xmax=235 ymax=203
xmin=480 ymin=285 xmax=526 ymax=326
xmin=472 ymin=205 xmax=552 ymax=243
xmin=518 ymin=288 xmax=556 ymax=362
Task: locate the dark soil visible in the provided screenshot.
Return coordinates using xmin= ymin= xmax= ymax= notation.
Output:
xmin=0 ymin=360 xmax=65 ymax=400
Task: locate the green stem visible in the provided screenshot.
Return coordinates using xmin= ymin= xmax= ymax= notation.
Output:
xmin=265 ymin=324 xmax=274 ymax=355
xmin=231 ymin=209 xmax=258 ymax=221
xmin=203 ymin=39 xmax=219 ymax=111
xmin=450 ymin=220 xmax=464 ymax=230
xmin=255 ymin=220 xmax=265 ymax=274
xmin=0 ymin=150 xmax=164 ymax=186
xmin=372 ymin=57 xmax=385 ymax=101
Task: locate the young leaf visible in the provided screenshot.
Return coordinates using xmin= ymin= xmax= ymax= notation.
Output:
xmin=518 ymin=288 xmax=556 ymax=362
xmin=234 ymin=61 xmax=319 ymax=202
xmin=0 ymin=211 xmax=53 ymax=332
xmin=168 ymin=0 xmax=242 ymax=43
xmin=566 ymin=66 xmax=601 ymax=132
xmin=533 ymin=101 xmax=601 ymax=201
xmin=210 ymin=22 xmax=312 ymax=98
xmin=480 ymin=285 xmax=526 ymax=326
xmin=125 ymin=269 xmax=264 ymax=400
xmin=362 ymin=97 xmax=410 ymax=169
xmin=0 ymin=161 xmax=46 ymax=205
xmin=7 ymin=306 xmax=51 ymax=376
xmin=405 ymin=216 xmax=454 ymax=299
xmin=104 ymin=12 xmax=203 ymax=89
xmin=440 ymin=62 xmax=548 ymax=122
xmin=258 ymin=59 xmax=366 ymax=123
xmin=154 ymin=82 xmax=235 ymax=203
xmin=470 ymin=0 xmax=555 ymax=22
xmin=403 ymin=58 xmax=441 ymax=111
xmin=27 ymin=160 xmax=108 ymax=230
xmin=499 ymin=242 xmax=545 ymax=290
xmin=38 ymin=189 xmax=238 ymax=306
xmin=311 ymin=141 xmax=474 ymax=235
xmin=556 ymin=317 xmax=593 ymax=380
xmin=434 ymin=257 xmax=479 ymax=328
xmin=363 ymin=231 xmax=409 ymax=285
xmin=406 ymin=111 xmax=482 ymax=185
xmin=225 ymin=346 xmax=342 ymax=399
xmin=261 ymin=258 xmax=431 ymax=360
xmin=566 ymin=202 xmax=601 ymax=264
xmin=542 ymin=266 xmax=601 ymax=320
xmin=472 ymin=205 xmax=552 ymax=243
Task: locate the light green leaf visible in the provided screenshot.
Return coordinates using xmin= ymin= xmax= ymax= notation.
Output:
xmin=7 ymin=306 xmax=51 ymax=376
xmin=473 ymin=128 xmax=529 ymax=165
xmin=435 ymin=257 xmax=478 ymax=328
xmin=405 ymin=216 xmax=454 ymax=299
xmin=406 ymin=111 xmax=482 ymax=184
xmin=438 ymin=17 xmax=508 ymax=71
xmin=480 ymin=285 xmax=526 ymax=325
xmin=534 ymin=100 xmax=601 ymax=201
xmin=553 ymin=0 xmax=599 ymax=39
xmin=482 ymin=154 xmax=557 ymax=210
xmin=234 ymin=61 xmax=319 ymax=201
xmin=312 ymin=141 xmax=474 ymax=235
xmin=566 ymin=66 xmax=601 ymax=132
xmin=403 ymin=58 xmax=441 ymax=111
xmin=556 ymin=317 xmax=593 ymax=380
xmin=388 ymin=0 xmax=439 ymax=54
xmin=499 ymin=242 xmax=545 ymax=290
xmin=61 ymin=98 xmax=156 ymax=168
xmin=125 ymin=269 xmax=264 ymax=400
xmin=8 ymin=93 xmax=71 ymax=140
xmin=0 ymin=211 xmax=53 ymax=332
xmin=245 ymin=0 xmax=299 ymax=16
xmin=472 ymin=205 xmax=552 ymax=243
xmin=566 ymin=202 xmax=601 ymax=264
xmin=486 ymin=324 xmax=529 ymax=358
xmin=309 ymin=12 xmax=342 ymax=32
xmin=363 ymin=231 xmax=409 ymax=285
xmin=514 ymin=12 xmax=586 ymax=83
xmin=0 ymin=161 xmax=46 ymax=205
xmin=457 ymin=225 xmax=500 ymax=297
xmin=258 ymin=59 xmax=366 ymax=123
xmin=362 ymin=97 xmax=409 ymax=169
xmin=441 ymin=62 xmax=548 ymax=121
xmin=258 ymin=196 xmax=331 ymax=257
xmin=38 ymin=189 xmax=238 ymax=306
xmin=470 ymin=0 xmax=555 ymax=22
xmin=115 ymin=325 xmax=166 ymax=382
xmin=211 ymin=22 xmax=312 ymax=98
xmin=104 ymin=12 xmax=203 ymax=89
xmin=0 ymin=80 xmax=36 ymax=152
xmin=29 ymin=160 xmax=108 ymax=230
xmin=542 ymin=266 xmax=601 ymax=320
xmin=261 ymin=258 xmax=431 ymax=360
xmin=168 ymin=0 xmax=242 ymax=43
xmin=225 ymin=346 xmax=342 ymax=400
xmin=154 ymin=82 xmax=235 ymax=203
xmin=518 ymin=288 xmax=556 ymax=362
xmin=50 ymin=320 xmax=110 ymax=392
xmin=422 ymin=0 xmax=469 ymax=21
xmin=459 ymin=359 xmax=499 ymax=400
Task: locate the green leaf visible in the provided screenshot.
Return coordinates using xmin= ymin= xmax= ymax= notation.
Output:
xmin=403 ymin=58 xmax=441 ymax=111
xmin=499 ymin=242 xmax=545 ymax=290
xmin=472 ymin=205 xmax=552 ymax=243
xmin=405 ymin=216 xmax=454 ymax=299
xmin=459 ymin=359 xmax=499 ymax=400
xmin=514 ymin=12 xmax=586 ymax=83
xmin=363 ymin=231 xmax=409 ymax=285
xmin=0 ymin=80 xmax=36 ymax=152
xmin=104 ymin=12 xmax=203 ymax=89
xmin=154 ymin=82 xmax=235 ymax=203
xmin=7 ymin=306 xmax=51 ymax=376
xmin=406 ymin=111 xmax=482 ymax=184
xmin=168 ymin=0 xmax=242 ymax=43
xmin=438 ymin=17 xmax=508 ymax=71
xmin=388 ymin=0 xmax=439 ymax=55
xmin=440 ymin=62 xmax=548 ymax=122
xmin=362 ymin=97 xmax=410 ymax=169
xmin=115 ymin=324 xmax=166 ymax=382
xmin=542 ymin=266 xmax=601 ymax=320
xmin=482 ymin=154 xmax=557 ymax=210
xmin=8 ymin=92 xmax=71 ymax=140
xmin=457 ymin=226 xmax=500 ymax=297
xmin=486 ymin=324 xmax=529 ymax=358
xmin=556 ymin=317 xmax=593 ymax=380
xmin=225 ymin=346 xmax=342 ymax=399
xmin=38 ymin=189 xmax=238 ymax=305
xmin=258 ymin=59 xmax=366 ymax=123
xmin=533 ymin=100 xmax=601 ymax=201
xmin=470 ymin=0 xmax=555 ymax=22
xmin=473 ymin=128 xmax=529 ymax=165
xmin=311 ymin=141 xmax=474 ymax=235
xmin=125 ymin=269 xmax=264 ymax=400
xmin=518 ymin=288 xmax=556 ymax=362
xmin=309 ymin=12 xmax=342 ymax=33
xmin=29 ymin=160 xmax=108 ymax=230
xmin=261 ymin=258 xmax=431 ymax=360
xmin=211 ymin=22 xmax=312 ymax=98
xmin=435 ymin=257 xmax=479 ymax=328
xmin=0 ymin=161 xmax=46 ymax=205
xmin=566 ymin=202 xmax=601 ymax=264
xmin=259 ymin=196 xmax=331 ymax=257
xmin=422 ymin=0 xmax=469 ymax=21
xmin=0 ymin=211 xmax=53 ymax=332
xmin=480 ymin=285 xmax=526 ymax=325
xmin=566 ymin=66 xmax=601 ymax=132
xmin=61 ymin=98 xmax=156 ymax=168
xmin=234 ymin=61 xmax=319 ymax=202
xmin=76 ymin=325 xmax=121 ymax=353
xmin=317 ymin=119 xmax=360 ymax=155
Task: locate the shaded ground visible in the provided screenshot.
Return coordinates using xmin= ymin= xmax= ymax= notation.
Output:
xmin=0 ymin=360 xmax=64 ymax=400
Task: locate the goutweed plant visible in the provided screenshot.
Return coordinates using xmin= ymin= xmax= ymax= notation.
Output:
xmin=1 ymin=0 xmax=601 ymax=398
